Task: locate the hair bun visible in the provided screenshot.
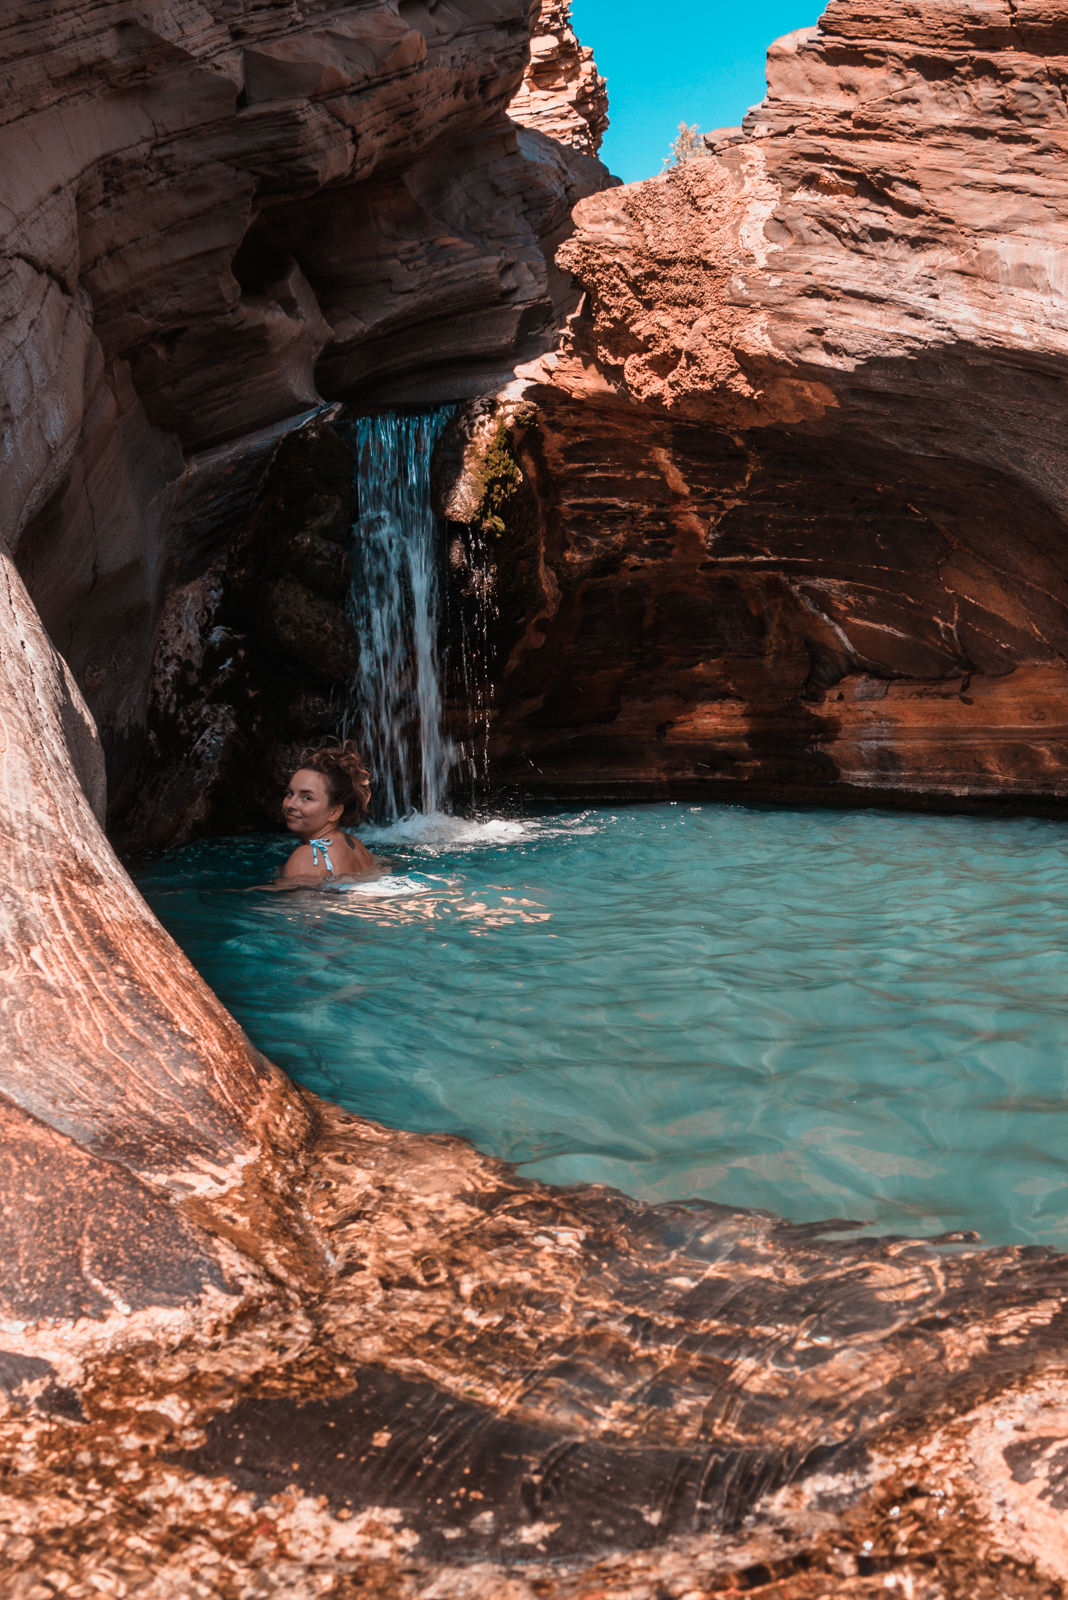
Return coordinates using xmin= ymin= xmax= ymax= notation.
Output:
xmin=298 ymin=738 xmax=372 ymax=824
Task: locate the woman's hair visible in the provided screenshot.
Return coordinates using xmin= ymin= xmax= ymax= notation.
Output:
xmin=297 ymin=739 xmax=372 ymax=825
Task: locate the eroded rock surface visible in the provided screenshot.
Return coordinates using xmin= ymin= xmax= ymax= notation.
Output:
xmin=485 ymin=0 xmax=1068 ymax=809
xmin=507 ymin=0 xmax=609 ymax=154
xmin=3 ymin=1099 xmax=1068 ymax=1596
xmin=0 ymin=544 xmax=318 ymax=1346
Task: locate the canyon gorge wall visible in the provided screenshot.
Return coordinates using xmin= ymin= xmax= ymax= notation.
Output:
xmin=485 ymin=0 xmax=1068 ymax=809
xmin=1 ymin=0 xmax=610 ymax=830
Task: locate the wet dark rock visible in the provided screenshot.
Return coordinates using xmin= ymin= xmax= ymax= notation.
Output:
xmin=276 ymin=528 xmax=351 ymax=597
xmin=257 ymin=576 xmax=359 ymax=681
xmin=0 ymin=1354 xmax=55 ymax=1408
xmin=173 ymin=1368 xmax=847 ymax=1557
xmin=112 ymin=417 xmax=360 ymax=852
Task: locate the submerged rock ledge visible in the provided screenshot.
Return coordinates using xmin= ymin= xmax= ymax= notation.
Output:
xmin=4 ymin=1097 xmax=1068 ymax=1596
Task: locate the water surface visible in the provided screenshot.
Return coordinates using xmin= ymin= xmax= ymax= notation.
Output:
xmin=136 ymin=804 xmax=1068 ymax=1247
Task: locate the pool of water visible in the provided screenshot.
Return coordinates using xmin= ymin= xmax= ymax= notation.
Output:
xmin=134 ymin=803 xmax=1068 ymax=1248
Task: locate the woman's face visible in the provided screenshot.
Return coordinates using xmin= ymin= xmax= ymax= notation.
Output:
xmin=282 ymin=768 xmax=342 ymax=838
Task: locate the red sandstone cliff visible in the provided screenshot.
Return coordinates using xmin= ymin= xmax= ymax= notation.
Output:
xmin=486 ymin=0 xmax=1068 ymax=809
xmin=507 ymin=0 xmax=608 ymax=153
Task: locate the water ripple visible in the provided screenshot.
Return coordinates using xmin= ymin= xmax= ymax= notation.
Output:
xmin=136 ymin=803 xmax=1068 ymax=1248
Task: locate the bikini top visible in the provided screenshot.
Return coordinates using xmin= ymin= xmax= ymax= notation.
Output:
xmin=308 ymin=835 xmax=354 ymax=875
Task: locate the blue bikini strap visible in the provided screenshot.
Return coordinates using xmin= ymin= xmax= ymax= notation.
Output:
xmin=309 ymin=837 xmax=334 ymax=873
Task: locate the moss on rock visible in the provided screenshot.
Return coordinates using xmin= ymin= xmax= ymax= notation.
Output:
xmin=474 ymin=418 xmax=524 ymax=536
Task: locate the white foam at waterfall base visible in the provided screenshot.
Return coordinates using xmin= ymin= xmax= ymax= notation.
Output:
xmin=359 ymin=810 xmax=538 ymax=852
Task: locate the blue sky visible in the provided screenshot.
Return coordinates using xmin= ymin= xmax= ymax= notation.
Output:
xmin=570 ymin=0 xmax=823 ymax=182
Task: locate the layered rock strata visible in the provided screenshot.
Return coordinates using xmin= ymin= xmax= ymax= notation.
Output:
xmin=485 ymin=0 xmax=1068 ymax=809
xmin=0 ymin=549 xmax=313 ymax=1331
xmin=507 ymin=0 xmax=609 ymax=153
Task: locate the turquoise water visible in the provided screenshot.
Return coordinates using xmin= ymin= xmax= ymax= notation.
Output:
xmin=135 ymin=804 xmax=1068 ymax=1248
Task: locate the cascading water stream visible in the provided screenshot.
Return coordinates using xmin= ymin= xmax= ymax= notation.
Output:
xmin=343 ymin=409 xmax=455 ymax=820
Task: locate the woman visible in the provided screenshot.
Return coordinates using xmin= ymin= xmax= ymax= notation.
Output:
xmin=280 ymin=741 xmax=377 ymax=882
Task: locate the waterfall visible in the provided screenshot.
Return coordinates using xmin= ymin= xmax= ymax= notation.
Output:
xmin=344 ymin=409 xmax=454 ymax=821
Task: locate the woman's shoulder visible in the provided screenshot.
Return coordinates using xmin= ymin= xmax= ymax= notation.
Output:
xmin=281 ymin=840 xmax=318 ymax=876
xmin=342 ymin=832 xmax=374 ymax=865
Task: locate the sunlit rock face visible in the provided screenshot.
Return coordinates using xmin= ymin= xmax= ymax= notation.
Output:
xmin=507 ymin=0 xmax=609 ymax=153
xmin=490 ymin=0 xmax=1068 ymax=809
xmin=4 ymin=1100 xmax=1068 ymax=1594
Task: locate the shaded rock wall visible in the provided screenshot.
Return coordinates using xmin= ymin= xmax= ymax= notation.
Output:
xmin=486 ymin=0 xmax=1068 ymax=809
xmin=115 ymin=415 xmax=363 ymax=853
xmin=1 ymin=0 xmax=611 ymax=820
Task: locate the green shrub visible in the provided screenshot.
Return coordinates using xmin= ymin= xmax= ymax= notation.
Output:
xmin=477 ymin=419 xmax=523 ymax=536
